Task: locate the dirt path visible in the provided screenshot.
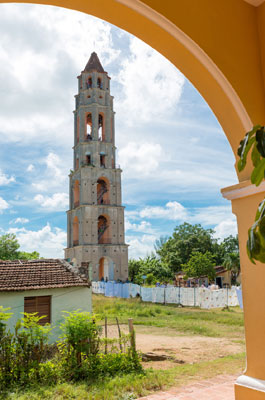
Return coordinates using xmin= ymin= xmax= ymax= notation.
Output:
xmin=105 ymin=324 xmax=245 ymax=369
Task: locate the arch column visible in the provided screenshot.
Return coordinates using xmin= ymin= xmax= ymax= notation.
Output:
xmin=222 ymin=181 xmax=265 ymax=399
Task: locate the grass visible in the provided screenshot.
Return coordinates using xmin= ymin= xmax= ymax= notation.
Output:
xmin=92 ymin=295 xmax=244 ymax=338
xmin=5 ymin=353 xmax=245 ymax=400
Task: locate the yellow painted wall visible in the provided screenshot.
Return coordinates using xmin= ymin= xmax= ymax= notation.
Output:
xmin=1 ymin=0 xmax=265 ymax=397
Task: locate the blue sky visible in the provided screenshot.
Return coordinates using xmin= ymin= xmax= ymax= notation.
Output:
xmin=0 ymin=4 xmax=238 ymax=259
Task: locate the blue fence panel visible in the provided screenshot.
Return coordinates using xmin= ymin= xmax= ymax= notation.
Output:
xmin=129 ymin=283 xmax=141 ymax=298
xmin=105 ymin=282 xmax=115 ymax=297
xmin=121 ymin=283 xmax=130 ymax=298
xmin=152 ymin=287 xmax=165 ymax=303
xmin=141 ymin=287 xmax=153 ymax=302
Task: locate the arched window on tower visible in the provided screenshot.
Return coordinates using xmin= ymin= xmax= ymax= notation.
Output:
xmin=98 ymin=113 xmax=105 ymax=141
xmin=97 ymin=77 xmax=102 ymax=89
xmin=86 ymin=113 xmax=92 ymax=140
xmin=98 ymin=215 xmax=111 ymax=244
xmin=73 ymin=180 xmax=80 ymax=208
xmin=86 ymin=77 xmax=92 ymax=89
xmin=97 ymin=178 xmax=109 ymax=205
xmin=73 ymin=216 xmax=79 ymax=246
xmin=76 ymin=156 xmax=79 ymax=170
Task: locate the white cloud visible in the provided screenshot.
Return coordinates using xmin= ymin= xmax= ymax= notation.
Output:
xmin=0 ymin=4 xmax=119 ymax=145
xmin=32 ymin=152 xmax=68 ymax=193
xmin=213 ymin=218 xmax=238 ymax=241
xmin=0 ymin=170 xmax=15 ymax=185
xmin=140 ymin=201 xmax=188 ymax=221
xmin=118 ymin=142 xmax=163 ymax=177
xmin=34 ymin=192 xmax=68 ymax=211
xmin=125 ymin=218 xmax=155 ymax=234
xmin=127 ymin=234 xmax=157 ymax=259
xmin=9 ymin=223 xmax=66 ymax=258
xmin=189 ymin=206 xmax=235 ymax=226
xmin=117 ymin=36 xmax=185 ymax=125
xmin=0 ymin=197 xmax=9 ymax=213
xmin=26 ymin=164 xmax=34 ymax=172
xmin=10 ymin=217 xmax=29 ymax=224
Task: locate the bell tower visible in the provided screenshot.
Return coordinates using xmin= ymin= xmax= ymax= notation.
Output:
xmin=65 ymin=52 xmax=128 ymax=282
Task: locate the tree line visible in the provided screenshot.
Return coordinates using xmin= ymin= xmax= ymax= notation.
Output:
xmin=129 ymin=222 xmax=240 ymax=285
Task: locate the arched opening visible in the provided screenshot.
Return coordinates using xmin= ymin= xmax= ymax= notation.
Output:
xmin=99 ymin=257 xmax=114 ymax=281
xmin=85 ymin=152 xmax=91 ymax=165
xmin=73 ymin=180 xmax=80 ymax=207
xmin=97 ymin=177 xmax=109 ymax=205
xmin=85 ymin=113 xmax=92 ymax=140
xmin=75 ymin=156 xmax=79 ymax=170
xmin=97 ymin=77 xmax=102 ymax=89
xmin=98 ymin=215 xmax=111 ymax=244
xmin=73 ymin=215 xmax=79 ymax=246
xmin=86 ymin=76 xmax=92 ymax=89
xmin=98 ymin=113 xmax=105 ymax=141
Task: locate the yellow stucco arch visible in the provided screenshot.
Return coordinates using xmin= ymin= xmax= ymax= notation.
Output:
xmin=2 ymin=1 xmax=265 ymax=398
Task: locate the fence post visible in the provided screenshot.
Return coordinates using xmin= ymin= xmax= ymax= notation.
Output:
xmin=105 ymin=316 xmax=108 ymax=354
xmin=128 ymin=318 xmax=136 ymax=353
xmin=194 ymin=286 xmax=196 ymax=307
xmin=164 ymin=287 xmax=166 ymax=304
xmin=116 ymin=317 xmax=123 ymax=351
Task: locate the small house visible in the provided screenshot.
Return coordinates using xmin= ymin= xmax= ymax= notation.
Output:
xmin=0 ymin=258 xmax=92 ymax=341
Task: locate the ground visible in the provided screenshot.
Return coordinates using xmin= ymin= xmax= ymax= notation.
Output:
xmin=106 ymin=324 xmax=244 ymax=370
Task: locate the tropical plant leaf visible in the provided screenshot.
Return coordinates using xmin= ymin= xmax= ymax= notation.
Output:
xmin=251 ymin=158 xmax=265 ymax=186
xmin=251 ymin=143 xmax=261 ymax=167
xmin=256 ymin=127 xmax=265 ymax=157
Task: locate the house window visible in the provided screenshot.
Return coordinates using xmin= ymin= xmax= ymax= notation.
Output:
xmin=24 ymin=296 xmax=51 ymax=325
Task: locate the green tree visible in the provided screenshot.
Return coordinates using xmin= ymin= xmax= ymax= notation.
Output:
xmin=129 ymin=256 xmax=172 ymax=284
xmin=0 ymin=233 xmax=20 ymax=260
xmin=0 ymin=233 xmax=40 ymax=260
xmin=182 ymin=251 xmax=216 ymax=281
xmin=156 ymin=223 xmax=218 ymax=273
xmin=18 ymin=251 xmax=40 ymax=260
xmin=128 ymin=259 xmax=142 ymax=282
xmin=223 ymin=252 xmax=240 ymax=284
xmin=215 ymin=235 xmax=239 ymax=265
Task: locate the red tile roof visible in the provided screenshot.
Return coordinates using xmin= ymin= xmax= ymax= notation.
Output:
xmin=0 ymin=259 xmax=91 ymax=291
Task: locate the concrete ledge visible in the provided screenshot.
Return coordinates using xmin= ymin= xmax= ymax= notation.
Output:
xmin=236 ymin=374 xmax=265 ymax=392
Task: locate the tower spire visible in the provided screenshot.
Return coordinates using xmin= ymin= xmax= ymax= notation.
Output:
xmin=84 ymin=52 xmax=105 ymax=73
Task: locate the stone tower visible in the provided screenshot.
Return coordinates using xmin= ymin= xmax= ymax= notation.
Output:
xmin=65 ymin=52 xmax=128 ymax=282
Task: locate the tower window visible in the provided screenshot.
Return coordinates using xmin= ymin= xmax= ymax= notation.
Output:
xmin=76 ymin=158 xmax=79 ymax=170
xmin=97 ymin=78 xmax=102 ymax=89
xmin=87 ymin=77 xmax=92 ymax=89
xmin=73 ymin=216 xmax=79 ymax=246
xmin=98 ymin=215 xmax=111 ymax=244
xmin=100 ymin=155 xmax=105 ymax=168
xmin=86 ymin=155 xmax=91 ymax=165
xmin=73 ymin=180 xmax=80 ymax=207
xmin=97 ymin=178 xmax=109 ymax=205
xmin=98 ymin=113 xmax=105 ymax=141
xmin=86 ymin=113 xmax=92 ymax=140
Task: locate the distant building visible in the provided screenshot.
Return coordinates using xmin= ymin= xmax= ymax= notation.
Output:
xmin=65 ymin=53 xmax=128 ymax=282
xmin=175 ymin=266 xmax=241 ymax=288
xmin=0 ymin=259 xmax=91 ymax=341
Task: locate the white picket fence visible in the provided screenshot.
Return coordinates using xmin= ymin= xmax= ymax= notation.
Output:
xmin=92 ymin=281 xmax=241 ymax=309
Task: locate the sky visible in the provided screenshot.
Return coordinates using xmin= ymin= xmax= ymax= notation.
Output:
xmin=0 ymin=3 xmax=238 ymax=259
